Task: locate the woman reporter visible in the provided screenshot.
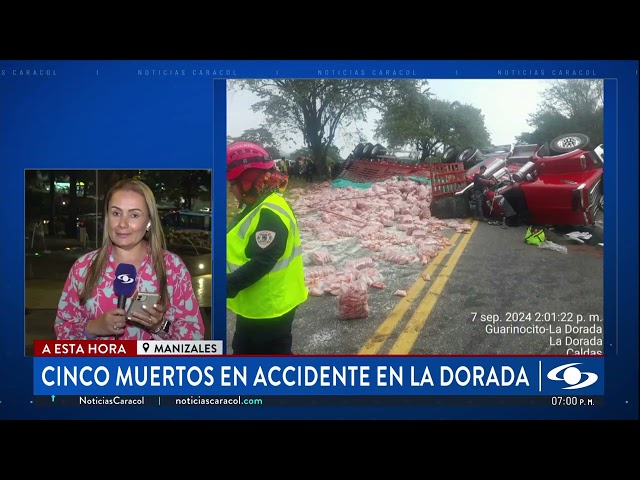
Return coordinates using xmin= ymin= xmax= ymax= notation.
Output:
xmin=54 ymin=179 xmax=205 ymax=340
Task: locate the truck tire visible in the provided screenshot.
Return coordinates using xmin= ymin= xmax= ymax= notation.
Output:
xmin=362 ymin=143 xmax=375 ymax=158
xmin=442 ymin=146 xmax=460 ymax=163
xmin=353 ymin=143 xmax=365 ymax=158
xmin=458 ymin=147 xmax=481 ymax=169
xmin=549 ymin=133 xmax=590 ymax=154
xmin=371 ymin=144 xmax=387 ymax=157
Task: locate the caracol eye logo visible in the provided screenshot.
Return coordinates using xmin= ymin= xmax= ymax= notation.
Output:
xmin=116 ymin=274 xmax=135 ymax=284
xmin=547 ymin=363 xmax=598 ymax=389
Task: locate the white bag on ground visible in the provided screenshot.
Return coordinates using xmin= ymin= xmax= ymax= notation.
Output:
xmin=538 ymin=240 xmax=567 ymax=254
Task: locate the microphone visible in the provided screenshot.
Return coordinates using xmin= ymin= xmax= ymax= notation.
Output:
xmin=114 ymin=263 xmax=137 ymax=310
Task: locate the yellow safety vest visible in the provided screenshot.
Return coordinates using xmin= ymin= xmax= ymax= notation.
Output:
xmin=227 ymin=193 xmax=308 ymax=318
xmin=525 ymin=226 xmax=546 ymax=245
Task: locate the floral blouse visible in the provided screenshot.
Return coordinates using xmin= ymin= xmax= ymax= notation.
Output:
xmin=54 ymin=245 xmax=205 ymax=340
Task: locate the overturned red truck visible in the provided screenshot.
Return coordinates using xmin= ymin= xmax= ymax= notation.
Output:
xmin=341 ymin=134 xmax=604 ymax=227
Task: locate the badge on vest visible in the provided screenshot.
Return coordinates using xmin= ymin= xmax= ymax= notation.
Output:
xmin=256 ymin=230 xmax=276 ymax=249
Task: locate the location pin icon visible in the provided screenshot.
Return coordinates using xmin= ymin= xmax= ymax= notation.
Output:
xmin=142 ymin=342 xmax=149 ymax=353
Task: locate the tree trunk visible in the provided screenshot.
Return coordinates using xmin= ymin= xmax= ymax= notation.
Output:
xmin=310 ymin=145 xmax=329 ymax=179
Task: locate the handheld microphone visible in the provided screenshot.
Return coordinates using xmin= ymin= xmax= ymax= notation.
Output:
xmin=114 ymin=263 xmax=137 ymax=310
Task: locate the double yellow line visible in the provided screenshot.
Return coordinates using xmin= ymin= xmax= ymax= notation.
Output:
xmin=359 ymin=219 xmax=479 ymax=355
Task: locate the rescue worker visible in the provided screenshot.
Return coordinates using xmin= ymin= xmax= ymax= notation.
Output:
xmin=226 ymin=142 xmax=308 ymax=354
xmin=304 ymin=158 xmax=316 ymax=182
xmin=279 ymin=157 xmax=288 ymax=175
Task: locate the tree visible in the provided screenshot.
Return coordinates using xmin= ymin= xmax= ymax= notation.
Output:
xmin=446 ymin=101 xmax=491 ymax=153
xmin=516 ymin=79 xmax=603 ymax=146
xmin=290 ymin=147 xmax=313 ymax=160
xmin=376 ymin=94 xmax=491 ymax=164
xmin=516 ymin=111 xmax=572 ymax=145
xmin=290 ymin=144 xmax=342 ymax=172
xmin=373 ymin=82 xmax=431 ymax=154
xmin=141 ymin=170 xmax=211 ymax=210
xmin=231 ymin=79 xmax=428 ymax=177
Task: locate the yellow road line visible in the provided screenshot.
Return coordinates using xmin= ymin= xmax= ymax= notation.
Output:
xmin=359 ymin=220 xmax=472 ymax=355
xmin=388 ymin=220 xmax=479 ymax=354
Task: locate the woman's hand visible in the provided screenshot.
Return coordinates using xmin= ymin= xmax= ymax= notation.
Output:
xmin=127 ymin=300 xmax=166 ymax=332
xmin=86 ymin=308 xmax=127 ymax=337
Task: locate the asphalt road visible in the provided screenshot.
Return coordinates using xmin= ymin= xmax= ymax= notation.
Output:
xmin=226 ymin=218 xmax=604 ymax=355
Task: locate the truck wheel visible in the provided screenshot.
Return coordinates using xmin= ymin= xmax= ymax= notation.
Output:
xmin=362 ymin=143 xmax=375 ymax=158
xmin=353 ymin=143 xmax=365 ymax=158
xmin=549 ymin=133 xmax=590 ymax=154
xmin=442 ymin=146 xmax=459 ymax=163
xmin=458 ymin=147 xmax=481 ymax=169
xmin=371 ymin=144 xmax=387 ymax=157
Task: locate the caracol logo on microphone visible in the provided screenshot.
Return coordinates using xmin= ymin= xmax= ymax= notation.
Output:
xmin=546 ymin=363 xmax=598 ymax=390
xmin=116 ymin=274 xmax=135 ymax=284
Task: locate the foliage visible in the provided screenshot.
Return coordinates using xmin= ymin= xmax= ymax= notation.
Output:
xmin=373 ymin=83 xmax=429 ymax=152
xmin=376 ymin=93 xmax=491 ymax=163
xmin=230 ymin=79 xmax=604 ymax=176
xmin=290 ymin=144 xmax=342 ymax=165
xmin=141 ymin=170 xmax=211 ymax=210
xmin=25 ymin=170 xmax=211 ymax=230
xmin=230 ymin=79 xmax=428 ymax=177
xmin=516 ymin=80 xmax=604 ymax=146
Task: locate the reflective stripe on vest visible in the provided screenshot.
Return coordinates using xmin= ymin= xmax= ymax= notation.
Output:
xmin=227 ymin=245 xmax=303 ymax=273
xmin=237 ymin=202 xmax=297 ymax=239
xmin=227 ymin=201 xmax=300 ymax=273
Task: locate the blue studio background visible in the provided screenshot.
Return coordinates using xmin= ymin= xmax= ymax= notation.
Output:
xmin=0 ymin=60 xmax=638 ymax=420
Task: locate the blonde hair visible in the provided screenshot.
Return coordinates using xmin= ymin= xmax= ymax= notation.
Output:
xmin=79 ymin=179 xmax=169 ymax=307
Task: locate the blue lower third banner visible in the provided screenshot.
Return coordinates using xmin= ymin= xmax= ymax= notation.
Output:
xmin=33 ymin=356 xmax=605 ymax=396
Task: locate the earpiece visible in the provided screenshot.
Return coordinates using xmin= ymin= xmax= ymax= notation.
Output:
xmin=146 ymin=222 xmax=151 ymax=230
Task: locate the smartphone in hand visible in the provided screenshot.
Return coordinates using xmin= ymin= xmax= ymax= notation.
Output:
xmin=126 ymin=292 xmax=161 ymax=318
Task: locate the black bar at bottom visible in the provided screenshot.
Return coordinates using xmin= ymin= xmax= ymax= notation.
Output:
xmin=33 ymin=395 xmax=605 ymax=407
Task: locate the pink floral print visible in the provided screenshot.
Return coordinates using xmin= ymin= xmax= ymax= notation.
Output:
xmin=55 ymin=246 xmax=205 ymax=340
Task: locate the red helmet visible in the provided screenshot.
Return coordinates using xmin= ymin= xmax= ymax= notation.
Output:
xmin=226 ymin=142 xmax=274 ymax=181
